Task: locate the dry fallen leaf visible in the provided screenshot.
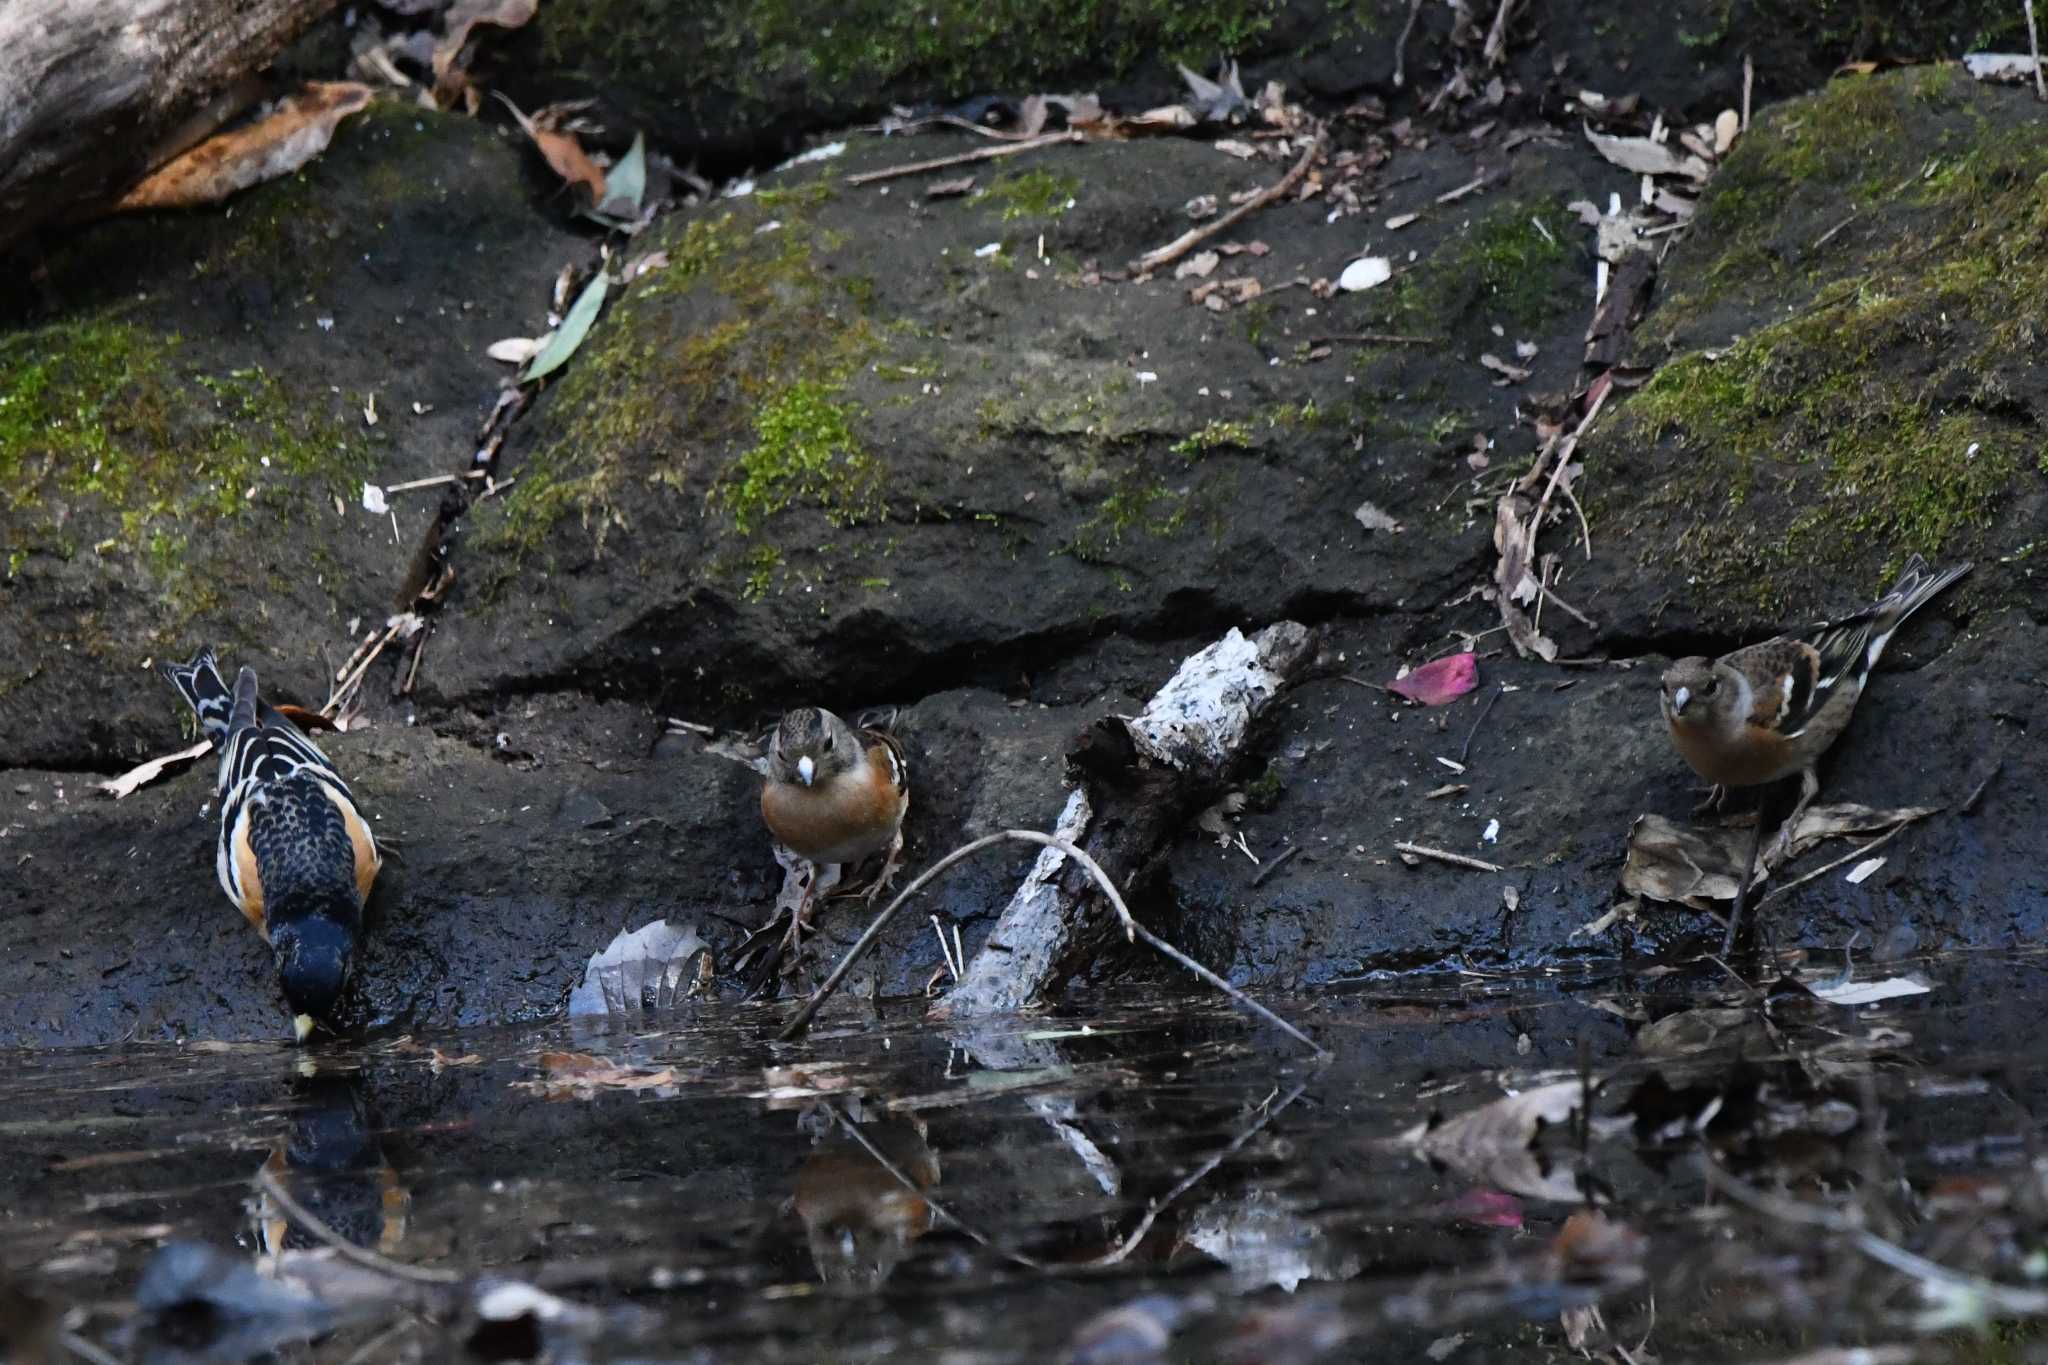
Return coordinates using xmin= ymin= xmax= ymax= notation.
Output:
xmin=523 ymin=1050 xmax=678 ymax=1099
xmin=1400 ymin=1080 xmax=1601 ymax=1203
xmin=97 ymin=739 xmax=214 ymax=799
xmin=487 ymin=337 xmax=543 ymax=365
xmin=495 ymin=93 xmax=607 ymax=206
xmin=925 ymin=175 xmax=977 ymax=199
xmin=116 ymin=83 xmax=374 ymax=211
xmin=433 ymin=0 xmax=538 ymax=81
xmin=1175 ymin=250 xmax=1221 ymax=280
xmin=1338 ymin=256 xmax=1393 ymax=292
xmin=1583 ymin=124 xmax=1713 ymax=181
xmin=1387 ymin=653 xmax=1478 ymax=706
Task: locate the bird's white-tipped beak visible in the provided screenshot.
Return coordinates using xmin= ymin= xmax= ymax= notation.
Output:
xmin=797 ymin=755 xmax=815 ymax=786
xmin=292 ymin=1013 xmax=317 ymax=1043
xmin=1670 ymin=686 xmax=1690 ymax=715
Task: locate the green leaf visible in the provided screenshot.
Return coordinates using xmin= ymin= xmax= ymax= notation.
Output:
xmin=519 ymin=270 xmax=609 ymax=384
xmin=586 ymin=131 xmax=647 ymax=227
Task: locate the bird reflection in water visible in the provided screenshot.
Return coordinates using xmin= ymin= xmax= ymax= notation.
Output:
xmin=793 ymin=1110 xmax=939 ymax=1291
xmin=253 ymin=1072 xmax=408 ymax=1256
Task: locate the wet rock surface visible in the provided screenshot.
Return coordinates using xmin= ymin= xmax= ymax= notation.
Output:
xmin=3 ymin=46 xmax=2043 ymax=1046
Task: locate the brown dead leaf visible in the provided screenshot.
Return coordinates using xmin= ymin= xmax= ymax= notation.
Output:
xmin=1621 ymin=802 xmax=1938 ymax=909
xmin=522 ymin=1050 xmax=677 ymax=1099
xmin=1175 ymin=250 xmax=1221 ymax=280
xmin=117 ymin=83 xmax=374 ymax=211
xmin=1582 ymin=124 xmax=1713 ymax=181
xmin=433 ymin=0 xmax=538 ymax=81
xmin=1401 ymin=1080 xmax=1599 ymax=1203
xmin=495 ymin=94 xmax=606 ymax=206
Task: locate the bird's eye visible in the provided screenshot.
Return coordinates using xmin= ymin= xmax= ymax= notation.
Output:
xmin=821 ymin=731 xmax=836 ymax=753
xmin=1701 ymin=680 xmax=1718 ymax=696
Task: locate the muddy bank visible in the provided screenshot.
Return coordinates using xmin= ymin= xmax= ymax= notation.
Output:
xmin=2 ymin=54 xmax=2043 ymax=1044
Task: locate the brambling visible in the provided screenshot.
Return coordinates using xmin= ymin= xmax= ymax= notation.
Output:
xmin=162 ymin=649 xmax=382 ymax=1041
xmin=760 ymin=707 xmax=909 ymax=956
xmin=1659 ymin=555 xmax=1970 ymax=943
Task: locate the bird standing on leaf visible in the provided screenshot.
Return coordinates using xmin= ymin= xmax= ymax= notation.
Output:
xmin=162 ymin=649 xmax=381 ymax=1041
xmin=759 ymin=706 xmax=909 ymax=962
xmin=1659 ymin=554 xmax=1970 ymax=950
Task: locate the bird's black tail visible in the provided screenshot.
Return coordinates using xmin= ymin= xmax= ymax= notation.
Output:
xmin=159 ymin=647 xmax=235 ymax=744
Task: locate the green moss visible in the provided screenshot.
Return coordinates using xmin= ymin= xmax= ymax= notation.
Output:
xmin=487 ymin=195 xmax=885 ymax=568
xmin=0 ymin=314 xmax=368 ymax=611
xmin=715 ymin=380 xmax=881 ymax=534
xmin=1623 ymin=295 xmax=2027 ymax=605
xmin=975 ymin=169 xmax=1079 ymax=222
xmin=1374 ymin=200 xmax=1574 ymax=334
xmin=1172 ymin=420 xmax=1254 ymax=456
xmin=1072 ymin=476 xmax=1186 ymax=560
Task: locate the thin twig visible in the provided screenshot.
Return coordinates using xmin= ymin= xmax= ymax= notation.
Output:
xmin=1395 ymin=841 xmax=1504 ymax=873
xmin=1536 ymin=577 xmax=1599 ymax=630
xmin=58 ymin=1334 xmax=124 ymax=1365
xmin=1458 ymin=684 xmax=1504 ymax=765
xmin=1755 ymin=816 xmax=1922 ymax=908
xmin=845 ymin=132 xmax=1082 ymax=186
xmin=1341 ymin=673 xmax=1392 ymax=693
xmin=780 ymin=830 xmax=1326 ymax=1056
xmin=1741 ymin=56 xmax=1753 ymax=131
xmin=1814 ymin=211 xmax=1860 ymax=248
xmin=830 ymin=1104 xmax=1043 ymax=1268
xmin=1130 ymin=130 xmax=1326 ymax=275
xmin=255 ymin=1165 xmax=463 ymax=1286
xmin=1526 ymin=381 xmax=1612 ymax=568
xmin=1558 ymin=478 xmax=1594 ymax=559
xmin=1392 ymin=0 xmax=1425 ymax=88
xmin=1251 ymin=843 xmax=1303 ymax=887
xmin=1482 ymin=0 xmax=1522 ymax=65
xmin=2027 ymin=0 xmax=2047 ymax=100
xmin=1312 ymin=331 xmax=1444 ymax=346
xmin=1086 ymin=1081 xmax=1311 ymax=1265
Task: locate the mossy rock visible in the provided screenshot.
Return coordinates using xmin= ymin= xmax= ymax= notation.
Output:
xmin=1583 ymin=70 xmax=2048 ymax=635
xmin=0 ymin=104 xmax=583 ymax=766
xmin=437 ymin=131 xmax=1612 ymax=712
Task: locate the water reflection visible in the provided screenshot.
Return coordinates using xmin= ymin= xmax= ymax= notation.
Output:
xmin=5 ymin=960 xmax=2043 ymax=1362
xmin=253 ymin=1072 xmax=408 ymax=1256
xmin=793 ymin=1111 xmax=938 ymax=1290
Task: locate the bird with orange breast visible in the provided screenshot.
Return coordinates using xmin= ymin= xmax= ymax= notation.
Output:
xmin=162 ymin=649 xmax=381 ymax=1041
xmin=759 ymin=707 xmax=909 ymax=958
xmin=1658 ymin=555 xmax=1969 ymax=948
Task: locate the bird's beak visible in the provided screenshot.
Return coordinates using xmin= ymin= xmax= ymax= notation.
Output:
xmin=1670 ymin=686 xmax=1690 ymax=716
xmin=292 ymin=1013 xmax=317 ymax=1043
xmin=797 ymin=755 xmax=815 ymax=786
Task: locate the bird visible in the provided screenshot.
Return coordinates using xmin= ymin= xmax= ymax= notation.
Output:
xmin=1659 ymin=554 xmax=1971 ymax=949
xmin=161 ymin=649 xmax=382 ymax=1041
xmin=759 ymin=706 xmax=909 ymax=961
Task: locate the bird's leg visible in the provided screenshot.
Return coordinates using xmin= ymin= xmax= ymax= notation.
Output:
xmin=1764 ymin=767 xmax=1822 ymax=867
xmin=1692 ymin=784 xmax=1729 ymax=819
xmin=863 ymin=831 xmax=905 ymax=907
xmin=1722 ymin=807 xmax=1766 ymax=959
xmin=782 ymin=862 xmax=842 ymax=962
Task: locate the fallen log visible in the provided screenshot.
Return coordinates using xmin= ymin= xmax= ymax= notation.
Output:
xmin=0 ymin=0 xmax=337 ymax=255
xmin=931 ymin=620 xmax=1317 ymax=1018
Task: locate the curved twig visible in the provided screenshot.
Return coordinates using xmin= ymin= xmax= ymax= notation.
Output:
xmin=777 ymin=830 xmax=1326 ymax=1056
xmin=255 ymin=1165 xmax=463 ymax=1287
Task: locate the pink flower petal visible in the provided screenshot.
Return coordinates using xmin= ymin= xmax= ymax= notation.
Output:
xmin=1444 ymin=1187 xmax=1524 ymax=1230
xmin=1386 ymin=652 xmax=1478 ymax=706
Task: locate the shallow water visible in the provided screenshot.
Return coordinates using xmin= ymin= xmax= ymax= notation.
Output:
xmin=8 ymin=951 xmax=2048 ymax=1363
